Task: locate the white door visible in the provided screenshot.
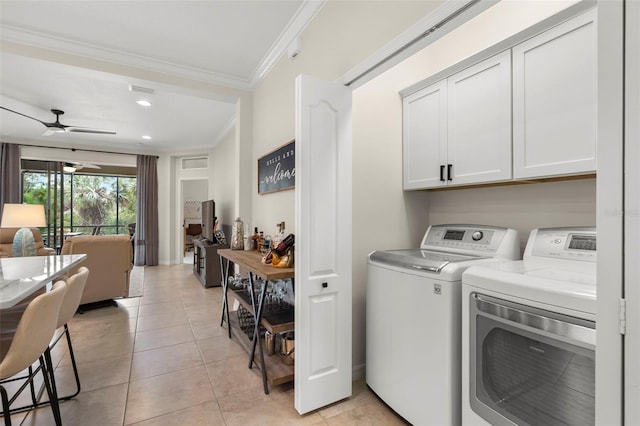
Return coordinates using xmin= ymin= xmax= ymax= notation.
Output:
xmin=402 ymin=80 xmax=448 ymax=189
xmin=294 ymin=74 xmax=352 ymax=414
xmin=447 ymin=51 xmax=512 ymax=186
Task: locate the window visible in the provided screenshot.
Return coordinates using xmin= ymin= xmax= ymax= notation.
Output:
xmin=21 ymin=160 xmax=136 ymax=247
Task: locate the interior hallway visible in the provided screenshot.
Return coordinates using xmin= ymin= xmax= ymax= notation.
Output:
xmin=7 ymin=263 xmax=408 ymax=425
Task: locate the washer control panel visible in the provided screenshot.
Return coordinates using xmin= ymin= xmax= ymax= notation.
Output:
xmin=421 ymin=225 xmax=512 ymax=254
xmin=528 ymin=227 xmax=597 ymax=262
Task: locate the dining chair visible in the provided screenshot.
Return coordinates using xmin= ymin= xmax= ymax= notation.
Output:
xmin=4 ymin=267 xmax=89 ymax=415
xmin=184 ymin=223 xmax=202 ymax=255
xmin=0 ymin=281 xmax=67 ymax=426
xmin=50 ymin=266 xmax=89 ymax=401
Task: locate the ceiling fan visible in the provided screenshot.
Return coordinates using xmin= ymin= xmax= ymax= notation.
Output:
xmin=0 ymin=106 xmax=116 ymax=136
xmin=63 ymin=162 xmax=101 ymax=172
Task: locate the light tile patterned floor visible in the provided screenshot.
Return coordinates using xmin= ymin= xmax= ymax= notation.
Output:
xmin=12 ymin=263 xmax=409 ymax=426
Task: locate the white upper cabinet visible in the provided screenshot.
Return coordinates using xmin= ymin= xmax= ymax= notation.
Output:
xmin=447 ymin=50 xmax=512 ymax=186
xmin=513 ymin=10 xmax=597 ymax=179
xmin=403 ymin=52 xmax=512 ymax=189
xmin=403 ymin=80 xmax=447 ymax=189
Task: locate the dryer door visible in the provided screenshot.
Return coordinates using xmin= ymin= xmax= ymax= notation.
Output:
xmin=469 ymin=293 xmax=596 ymax=426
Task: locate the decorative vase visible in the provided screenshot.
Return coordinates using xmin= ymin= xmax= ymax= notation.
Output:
xmin=231 ymin=217 xmax=244 ymax=250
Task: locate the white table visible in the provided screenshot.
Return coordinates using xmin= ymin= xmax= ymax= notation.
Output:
xmin=0 ymin=254 xmax=87 ymax=309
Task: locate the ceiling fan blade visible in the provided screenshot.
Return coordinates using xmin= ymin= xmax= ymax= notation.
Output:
xmin=74 ymin=163 xmax=101 ymax=169
xmin=41 ymin=128 xmax=65 ymax=136
xmin=65 ymin=126 xmax=116 ymax=135
xmin=3 ymin=106 xmax=116 ymax=135
xmin=1 ymin=106 xmax=48 ymax=125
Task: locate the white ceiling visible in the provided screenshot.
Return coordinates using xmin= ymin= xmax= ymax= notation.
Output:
xmin=0 ymin=0 xmax=316 ymax=153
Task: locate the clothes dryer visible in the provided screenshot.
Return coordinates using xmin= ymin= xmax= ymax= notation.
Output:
xmin=462 ymin=227 xmax=597 ymax=426
xmin=366 ymin=224 xmax=520 ymax=426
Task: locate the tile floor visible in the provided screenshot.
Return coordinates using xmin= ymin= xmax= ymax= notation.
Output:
xmin=7 ymin=263 xmax=409 ymax=426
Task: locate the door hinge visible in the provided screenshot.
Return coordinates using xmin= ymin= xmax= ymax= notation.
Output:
xmin=620 ymin=298 xmax=627 ymax=335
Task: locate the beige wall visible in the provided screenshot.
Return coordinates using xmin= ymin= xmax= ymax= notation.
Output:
xmin=210 ymin=128 xmax=236 ymax=228
xmin=351 ymin=0 xmax=591 ymax=371
xmin=249 ymin=1 xmax=445 ymax=376
xmin=250 ymin=0 xmax=443 ymax=236
xmin=250 ymin=0 xmax=593 ymax=373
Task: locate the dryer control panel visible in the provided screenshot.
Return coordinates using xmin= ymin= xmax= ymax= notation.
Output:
xmin=527 ymin=227 xmax=597 ymax=262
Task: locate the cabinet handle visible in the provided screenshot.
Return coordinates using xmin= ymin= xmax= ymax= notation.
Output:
xmin=440 ymin=165 xmax=445 ymax=182
xmin=447 ymin=164 xmax=453 ymax=181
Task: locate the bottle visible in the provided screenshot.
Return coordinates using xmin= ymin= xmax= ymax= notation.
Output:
xmin=264 ymin=234 xmax=272 ymax=252
xmin=279 ymin=221 xmax=286 ymax=243
xmin=244 ymin=224 xmax=251 ymax=250
xmin=251 ymin=227 xmax=259 ymax=250
xmin=273 ymin=223 xmax=282 ymax=247
xmin=258 ymin=231 xmax=264 ymax=252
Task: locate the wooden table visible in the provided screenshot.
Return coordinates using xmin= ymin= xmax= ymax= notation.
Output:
xmin=0 ymin=254 xmax=87 ymax=309
xmin=217 ymin=249 xmax=294 ymax=393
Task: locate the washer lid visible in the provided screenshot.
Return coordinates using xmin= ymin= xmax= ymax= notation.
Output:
xmin=369 ymin=249 xmax=486 ymax=273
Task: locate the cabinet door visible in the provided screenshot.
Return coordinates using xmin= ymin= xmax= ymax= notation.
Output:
xmin=513 ymin=10 xmax=597 ymax=179
xmin=403 ymin=80 xmax=447 ymax=189
xmin=447 ymin=50 xmax=513 ymax=186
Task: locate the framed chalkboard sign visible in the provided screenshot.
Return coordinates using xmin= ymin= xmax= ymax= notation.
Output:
xmin=258 ymin=139 xmax=295 ymax=194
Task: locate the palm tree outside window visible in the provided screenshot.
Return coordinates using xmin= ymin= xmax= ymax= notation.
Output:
xmin=21 ymin=160 xmax=136 ymax=248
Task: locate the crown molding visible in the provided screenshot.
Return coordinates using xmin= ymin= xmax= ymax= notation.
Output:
xmin=0 ymin=0 xmax=325 ymax=91
xmin=0 ymin=24 xmax=254 ymax=89
xmin=249 ymin=0 xmax=326 ymax=86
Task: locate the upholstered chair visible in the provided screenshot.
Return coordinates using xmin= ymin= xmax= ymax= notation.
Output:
xmin=50 ymin=267 xmax=89 ymax=400
xmin=0 ymin=228 xmax=55 ymax=258
xmin=0 ymin=281 xmax=68 ymax=426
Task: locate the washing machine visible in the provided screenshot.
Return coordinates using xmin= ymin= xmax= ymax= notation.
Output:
xmin=366 ymin=224 xmax=520 ymax=426
xmin=462 ymin=227 xmax=597 ymax=426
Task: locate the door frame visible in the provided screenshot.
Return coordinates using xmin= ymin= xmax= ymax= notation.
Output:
xmin=596 ymin=0 xmax=625 ymax=424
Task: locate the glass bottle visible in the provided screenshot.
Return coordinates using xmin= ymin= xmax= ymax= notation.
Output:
xmin=252 ymin=227 xmax=259 ymax=250
xmin=273 ymin=223 xmax=282 ymax=247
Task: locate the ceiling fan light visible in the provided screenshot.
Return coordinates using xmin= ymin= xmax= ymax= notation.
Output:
xmin=136 ymin=100 xmax=152 ymax=107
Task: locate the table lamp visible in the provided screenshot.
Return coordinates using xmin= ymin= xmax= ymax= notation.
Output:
xmin=1 ymin=204 xmax=47 ymax=257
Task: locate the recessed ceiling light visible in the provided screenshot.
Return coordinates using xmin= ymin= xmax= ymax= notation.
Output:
xmin=136 ymin=100 xmax=152 ymax=107
xmin=142 ymin=135 xmax=152 ymax=140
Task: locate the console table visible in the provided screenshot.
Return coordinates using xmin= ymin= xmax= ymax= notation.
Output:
xmin=217 ymin=249 xmax=294 ymax=394
xmin=193 ymin=239 xmax=229 ymax=287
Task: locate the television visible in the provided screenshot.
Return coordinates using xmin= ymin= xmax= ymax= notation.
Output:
xmin=201 ymin=200 xmax=216 ymax=243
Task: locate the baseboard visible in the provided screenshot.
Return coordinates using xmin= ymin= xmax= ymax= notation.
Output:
xmin=352 ymin=363 xmax=365 ymax=381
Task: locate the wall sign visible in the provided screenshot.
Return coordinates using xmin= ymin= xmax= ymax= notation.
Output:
xmin=258 ymin=139 xmax=295 ymax=194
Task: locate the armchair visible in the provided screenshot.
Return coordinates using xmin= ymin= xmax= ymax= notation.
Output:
xmin=60 ymin=234 xmax=133 ymax=306
xmin=0 ymin=228 xmax=54 ymax=258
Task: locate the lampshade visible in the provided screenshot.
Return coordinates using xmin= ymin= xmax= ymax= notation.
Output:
xmin=1 ymin=204 xmax=46 ymax=228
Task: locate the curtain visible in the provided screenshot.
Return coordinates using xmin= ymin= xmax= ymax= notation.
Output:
xmin=134 ymin=155 xmax=159 ymax=266
xmin=0 ymin=143 xmax=21 ymax=218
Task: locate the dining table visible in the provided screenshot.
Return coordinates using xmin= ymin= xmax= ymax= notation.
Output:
xmin=0 ymin=254 xmax=87 ymax=309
